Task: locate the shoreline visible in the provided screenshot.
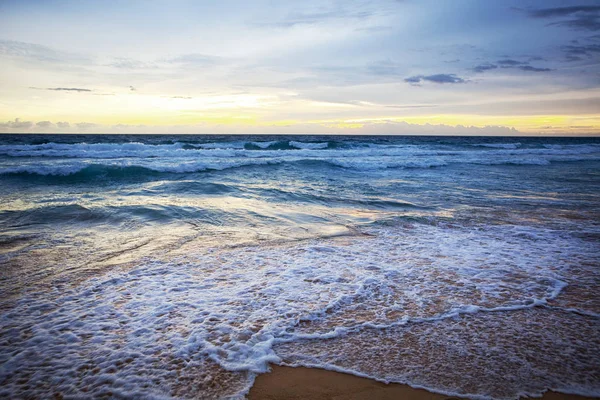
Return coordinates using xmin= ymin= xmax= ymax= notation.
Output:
xmin=248 ymin=365 xmax=596 ymax=400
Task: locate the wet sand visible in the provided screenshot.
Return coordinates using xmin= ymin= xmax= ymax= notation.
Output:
xmin=248 ymin=365 xmax=596 ymax=400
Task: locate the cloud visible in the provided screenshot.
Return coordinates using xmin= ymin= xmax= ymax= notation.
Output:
xmin=385 ymin=104 xmax=438 ymax=109
xmin=75 ymin=122 xmax=99 ymax=130
xmin=0 ymin=118 xmax=33 ymax=130
xmin=56 ymin=122 xmax=70 ymax=129
xmin=527 ymin=6 xmax=600 ymax=18
xmin=258 ymin=4 xmax=374 ymax=28
xmin=108 ymin=58 xmax=157 ymax=69
xmin=518 ymin=65 xmax=552 ymax=72
xmin=561 ymin=43 xmax=600 ymax=61
xmin=472 ymin=60 xmax=551 ymax=73
xmin=523 ymin=5 xmax=600 ymax=31
xmin=30 ymin=87 xmax=92 ymax=92
xmin=473 ymin=63 xmax=498 ymax=73
xmin=129 ymin=86 xmax=136 ymax=91
xmin=170 ymin=96 xmax=193 ymax=99
xmin=404 ymin=74 xmax=466 ymax=85
xmin=497 ymin=59 xmax=527 ymax=66
xmin=48 ymin=87 xmax=92 ymax=92
xmin=0 ymin=40 xmax=91 ymax=64
xmin=36 ymin=121 xmax=53 ymax=128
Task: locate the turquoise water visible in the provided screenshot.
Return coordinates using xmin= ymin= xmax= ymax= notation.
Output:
xmin=1 ymin=134 xmax=599 ymax=399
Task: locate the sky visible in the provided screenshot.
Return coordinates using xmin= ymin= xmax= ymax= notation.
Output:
xmin=0 ymin=0 xmax=599 ymax=135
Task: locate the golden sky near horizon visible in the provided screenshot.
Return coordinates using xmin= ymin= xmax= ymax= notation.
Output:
xmin=1 ymin=0 xmax=600 ymax=135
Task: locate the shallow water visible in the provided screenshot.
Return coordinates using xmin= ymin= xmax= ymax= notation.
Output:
xmin=0 ymin=134 xmax=599 ymax=399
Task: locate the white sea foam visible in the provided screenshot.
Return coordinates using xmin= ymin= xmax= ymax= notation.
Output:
xmin=2 ymin=142 xmax=598 ymax=176
xmin=0 ymin=141 xmax=598 ymax=163
xmin=1 ymin=223 xmax=598 ymax=399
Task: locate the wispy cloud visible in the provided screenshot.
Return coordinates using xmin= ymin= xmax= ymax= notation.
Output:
xmin=472 ymin=59 xmax=552 ymax=73
xmin=404 ymin=74 xmax=466 ymax=85
xmin=561 ymin=42 xmax=600 ymax=61
xmin=0 ymin=40 xmax=91 ymax=64
xmin=527 ymin=6 xmax=600 ymax=18
xmin=518 ymin=65 xmax=552 ymax=72
xmin=497 ymin=59 xmax=527 ymax=66
xmin=472 ymin=63 xmax=498 ymax=73
xmin=164 ymin=53 xmax=222 ymax=67
xmin=522 ymin=5 xmax=600 ymax=31
xmin=108 ymin=58 xmax=158 ymax=69
xmin=257 ymin=3 xmax=375 ymax=28
xmin=30 ymin=87 xmax=93 ymax=92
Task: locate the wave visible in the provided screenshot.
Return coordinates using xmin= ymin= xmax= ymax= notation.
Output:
xmin=2 ymin=221 xmax=597 ymax=399
xmin=0 ymin=204 xmax=114 ymax=227
xmin=1 ymin=140 xmax=598 ymax=159
xmin=2 ymin=152 xmax=598 ymax=178
xmin=1 ymin=140 xmax=599 ymax=181
xmin=0 ymin=160 xmax=283 ymax=177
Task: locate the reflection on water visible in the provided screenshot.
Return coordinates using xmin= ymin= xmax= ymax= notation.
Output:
xmin=0 ymin=135 xmax=599 ymax=399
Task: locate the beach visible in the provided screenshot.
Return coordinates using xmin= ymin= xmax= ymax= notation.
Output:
xmin=0 ymin=134 xmax=599 ymax=399
xmin=249 ymin=366 xmax=596 ymax=400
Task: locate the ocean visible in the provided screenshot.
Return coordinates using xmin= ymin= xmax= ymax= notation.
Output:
xmin=0 ymin=134 xmax=599 ymax=399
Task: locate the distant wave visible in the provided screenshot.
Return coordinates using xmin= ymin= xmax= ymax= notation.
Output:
xmin=1 ymin=140 xmax=599 ymax=181
xmin=0 ymin=160 xmax=280 ymax=177
xmin=2 ymin=156 xmax=597 ymax=179
xmin=1 ymin=141 xmax=598 ymax=158
xmin=184 ymin=140 xmax=334 ymax=151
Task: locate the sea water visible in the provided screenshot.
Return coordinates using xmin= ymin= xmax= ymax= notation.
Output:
xmin=0 ymin=134 xmax=599 ymax=399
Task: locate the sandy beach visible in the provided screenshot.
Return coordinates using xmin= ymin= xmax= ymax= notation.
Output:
xmin=249 ymin=366 xmax=596 ymax=400
xmin=1 ymin=135 xmax=598 ymax=399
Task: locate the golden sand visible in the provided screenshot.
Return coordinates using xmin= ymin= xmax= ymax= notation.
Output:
xmin=248 ymin=366 xmax=595 ymax=400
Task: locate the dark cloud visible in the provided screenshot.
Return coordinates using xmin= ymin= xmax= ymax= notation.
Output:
xmin=36 ymin=121 xmax=53 ymax=128
xmin=56 ymin=122 xmax=70 ymax=129
xmin=497 ymin=59 xmax=527 ymax=66
xmin=472 ymin=59 xmax=551 ymax=73
xmin=527 ymin=6 xmax=600 ymax=18
xmin=518 ymin=65 xmax=552 ymax=72
xmin=561 ymin=43 xmax=600 ymax=61
xmin=523 ymin=5 xmax=600 ymax=31
xmin=50 ymin=87 xmax=92 ymax=92
xmin=473 ymin=63 xmax=498 ymax=73
xmin=551 ymin=17 xmax=600 ymax=31
xmin=404 ymin=74 xmax=466 ymax=84
xmin=404 ymin=76 xmax=423 ymax=84
xmin=31 ymin=87 xmax=92 ymax=92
